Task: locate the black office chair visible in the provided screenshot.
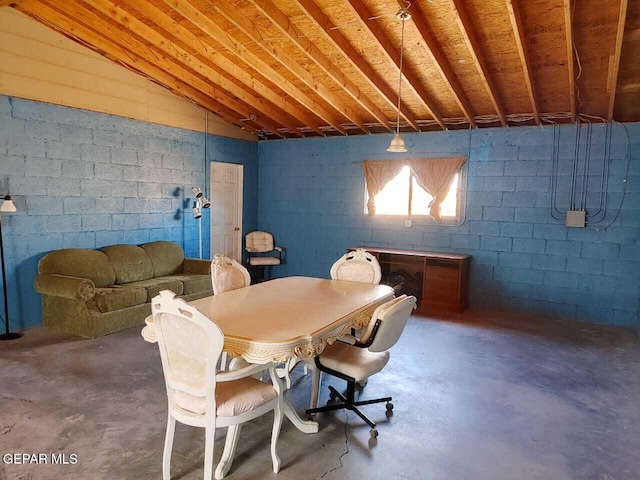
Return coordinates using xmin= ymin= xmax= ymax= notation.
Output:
xmin=306 ymin=295 xmax=416 ymax=438
xmin=244 ymin=231 xmax=283 ymax=282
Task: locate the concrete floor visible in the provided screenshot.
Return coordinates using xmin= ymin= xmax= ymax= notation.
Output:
xmin=1 ymin=310 xmax=640 ymax=480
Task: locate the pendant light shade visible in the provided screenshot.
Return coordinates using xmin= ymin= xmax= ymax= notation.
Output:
xmin=0 ymin=195 xmax=16 ymax=213
xmin=387 ymin=134 xmax=407 ymax=153
xmin=387 ymin=6 xmax=411 ymax=154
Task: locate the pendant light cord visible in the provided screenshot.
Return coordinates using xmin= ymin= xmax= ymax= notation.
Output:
xmin=395 ymin=16 xmax=406 ymax=135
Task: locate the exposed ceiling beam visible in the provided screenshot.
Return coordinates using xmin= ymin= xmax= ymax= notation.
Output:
xmin=624 ymin=28 xmax=640 ymax=42
xmin=162 ymin=0 xmax=347 ymax=135
xmin=402 ymin=0 xmax=476 ymax=127
xmin=80 ymin=0 xmax=294 ymax=138
xmin=122 ymin=1 xmax=310 ymax=138
xmin=506 ymin=0 xmax=541 ymax=124
xmin=449 ymin=0 xmax=505 ymax=126
xmin=608 ymin=0 xmax=629 ymax=120
xmin=617 ymin=83 xmax=640 ymax=93
xmin=213 ymin=0 xmax=367 ymax=134
xmin=294 ymin=0 xmax=419 ymax=131
xmin=345 ymin=0 xmax=446 ymax=130
xmin=563 ymin=0 xmax=577 ymax=122
xmin=16 ymin=0 xmax=261 ymax=136
xmin=247 ymin=0 xmax=393 ymax=132
xmin=0 ymin=1 xmax=22 ymax=6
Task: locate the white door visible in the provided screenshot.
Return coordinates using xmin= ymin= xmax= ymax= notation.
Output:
xmin=210 ymin=162 xmax=243 ymax=261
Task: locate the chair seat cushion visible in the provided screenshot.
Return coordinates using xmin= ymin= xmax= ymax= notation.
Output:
xmin=124 ymin=278 xmax=184 ymax=302
xmin=165 ymin=274 xmax=212 ymax=295
xmin=93 ymin=286 xmax=147 ymax=313
xmin=249 ymin=257 xmax=280 ymax=266
xmin=319 ymin=342 xmax=390 ymax=383
xmin=174 ymin=377 xmax=277 ymax=417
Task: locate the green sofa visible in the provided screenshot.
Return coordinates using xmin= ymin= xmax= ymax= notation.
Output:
xmin=34 ymin=241 xmax=213 ymax=338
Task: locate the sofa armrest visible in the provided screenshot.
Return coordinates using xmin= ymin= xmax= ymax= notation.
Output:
xmin=34 ymin=274 xmax=96 ymax=301
xmin=182 ymin=258 xmax=211 ymax=275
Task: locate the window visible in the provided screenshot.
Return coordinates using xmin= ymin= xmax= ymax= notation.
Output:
xmin=367 ymin=166 xmax=459 ymax=217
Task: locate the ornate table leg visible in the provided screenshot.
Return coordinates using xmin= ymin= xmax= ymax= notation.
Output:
xmin=281 ymin=398 xmax=319 ymax=434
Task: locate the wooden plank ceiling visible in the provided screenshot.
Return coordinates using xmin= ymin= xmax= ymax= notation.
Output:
xmin=6 ymin=0 xmax=639 ymax=139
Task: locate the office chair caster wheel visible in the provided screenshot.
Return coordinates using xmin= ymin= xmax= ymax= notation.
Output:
xmin=328 ymin=390 xmax=338 ymax=402
xmin=357 ymin=378 xmax=368 ymax=388
xmin=369 ymin=428 xmax=378 ymax=439
xmin=386 ymin=402 xmax=394 ymax=412
xmin=306 ymin=414 xmax=315 ymax=421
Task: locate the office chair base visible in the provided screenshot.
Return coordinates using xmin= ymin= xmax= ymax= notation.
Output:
xmin=306 ymin=385 xmax=392 ymax=433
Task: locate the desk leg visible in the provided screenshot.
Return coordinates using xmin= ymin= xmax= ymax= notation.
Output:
xmin=281 ymin=398 xmax=319 ymax=434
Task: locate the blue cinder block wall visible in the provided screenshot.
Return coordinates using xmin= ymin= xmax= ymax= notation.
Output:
xmin=0 ymin=96 xmax=258 ymax=330
xmin=257 ymin=123 xmax=640 ymax=329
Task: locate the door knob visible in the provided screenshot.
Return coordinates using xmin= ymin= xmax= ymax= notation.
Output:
xmin=234 ymin=227 xmax=240 ymax=231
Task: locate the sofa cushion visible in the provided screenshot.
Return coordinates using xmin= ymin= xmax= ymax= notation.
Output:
xmin=38 ymin=249 xmax=116 ymax=287
xmin=165 ymin=274 xmax=212 ymax=296
xmin=142 ymin=241 xmax=184 ymax=278
xmin=101 ymin=245 xmax=154 ymax=284
xmin=93 ymin=286 xmax=147 ymax=313
xmin=124 ymin=278 xmax=184 ymax=302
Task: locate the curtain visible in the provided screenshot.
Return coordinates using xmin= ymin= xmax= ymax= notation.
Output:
xmin=361 ymin=160 xmax=405 ymax=215
xmin=409 ymin=157 xmax=466 ymax=220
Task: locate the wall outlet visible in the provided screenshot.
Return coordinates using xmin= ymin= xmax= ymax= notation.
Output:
xmin=566 ymin=210 xmax=586 ymax=228
xmin=404 ymin=219 xmax=412 ymax=228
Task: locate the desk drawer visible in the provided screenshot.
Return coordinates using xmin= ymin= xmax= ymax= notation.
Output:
xmin=423 ymin=266 xmax=459 ymax=304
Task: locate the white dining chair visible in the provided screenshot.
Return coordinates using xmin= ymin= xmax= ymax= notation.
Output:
xmin=330 ymin=248 xmax=382 ymax=284
xmin=211 ymin=254 xmax=251 ymax=295
xmin=306 ymin=295 xmax=416 ymax=438
xmin=210 ymin=254 xmax=251 ymax=370
xmin=152 ymin=290 xmax=284 ymax=480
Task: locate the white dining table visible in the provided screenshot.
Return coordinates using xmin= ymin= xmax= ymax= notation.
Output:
xmin=142 ymin=276 xmax=394 ymax=433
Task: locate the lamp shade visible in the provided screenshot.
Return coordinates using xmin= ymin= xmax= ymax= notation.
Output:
xmin=0 ymin=195 xmax=16 ymax=213
xmin=387 ymin=134 xmax=407 ymax=153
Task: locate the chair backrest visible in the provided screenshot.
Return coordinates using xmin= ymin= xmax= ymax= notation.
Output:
xmin=330 ymin=249 xmax=382 ymax=284
xmin=211 ymin=254 xmax=251 ymax=294
xmin=245 ymin=231 xmax=275 ymax=253
xmin=152 ymin=290 xmax=223 ymax=415
xmin=360 ymin=295 xmax=416 ymax=353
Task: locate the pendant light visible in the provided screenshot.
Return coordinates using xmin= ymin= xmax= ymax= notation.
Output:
xmin=387 ymin=6 xmax=411 ymax=153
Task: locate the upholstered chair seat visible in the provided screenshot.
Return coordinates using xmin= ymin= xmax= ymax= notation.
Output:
xmin=248 ymin=256 xmax=281 ymax=266
xmin=244 ymin=231 xmax=283 ymax=281
xmin=315 ymin=342 xmax=390 ymax=383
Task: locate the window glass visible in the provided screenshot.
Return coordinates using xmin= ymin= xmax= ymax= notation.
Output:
xmin=371 ymin=167 xmax=459 ymax=218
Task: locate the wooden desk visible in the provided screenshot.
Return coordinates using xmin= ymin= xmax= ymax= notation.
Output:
xmin=142 ymin=276 xmax=394 ymax=433
xmin=350 ymin=247 xmax=471 ymax=314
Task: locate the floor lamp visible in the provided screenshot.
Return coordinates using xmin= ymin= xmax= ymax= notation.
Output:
xmin=0 ymin=194 xmax=20 ymax=341
xmin=192 ymin=187 xmax=211 ymax=260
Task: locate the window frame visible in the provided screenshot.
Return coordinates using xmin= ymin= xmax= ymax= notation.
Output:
xmin=363 ymin=164 xmax=466 ymax=223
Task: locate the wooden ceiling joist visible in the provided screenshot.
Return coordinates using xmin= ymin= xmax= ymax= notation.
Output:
xmin=402 ymin=1 xmax=476 ymax=127
xmin=506 ymin=0 xmax=541 ymax=124
xmin=608 ymin=0 xmax=629 ymax=120
xmin=247 ymin=0 xmax=393 ymax=132
xmin=563 ymin=0 xmax=577 ymax=123
xmin=162 ymin=0 xmax=347 ymax=135
xmin=212 ymin=0 xmax=368 ymax=134
xmin=345 ymin=0 xmax=446 ymax=130
xmin=80 ymin=0 xmax=294 ymax=137
xmin=5 ymin=0 xmax=639 ymax=137
xmin=294 ymin=0 xmax=419 ymax=131
xmin=16 ymin=0 xmax=261 ymax=135
xmin=122 ymin=1 xmax=310 ymax=138
xmin=449 ymin=0 xmax=506 ymax=126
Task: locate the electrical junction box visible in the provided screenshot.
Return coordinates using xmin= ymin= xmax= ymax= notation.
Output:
xmin=566 ymin=210 xmax=586 ymax=228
